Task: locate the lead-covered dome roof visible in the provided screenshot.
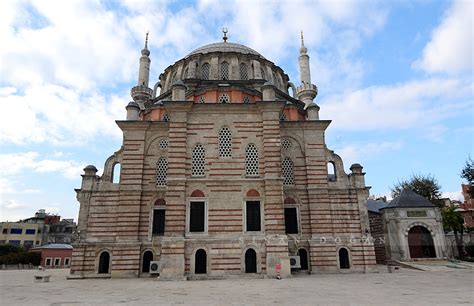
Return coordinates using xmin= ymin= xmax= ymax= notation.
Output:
xmin=186 ymin=42 xmax=263 ymax=58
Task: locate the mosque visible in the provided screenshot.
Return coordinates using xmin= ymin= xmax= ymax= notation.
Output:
xmin=70 ymin=30 xmax=376 ymax=279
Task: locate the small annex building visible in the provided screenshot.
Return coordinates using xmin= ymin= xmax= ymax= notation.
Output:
xmin=70 ymin=32 xmax=377 ymax=279
xmin=31 ymin=244 xmax=73 ymax=268
xmin=381 ymin=189 xmax=447 ymax=261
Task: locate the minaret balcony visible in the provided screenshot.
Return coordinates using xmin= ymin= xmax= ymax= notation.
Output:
xmin=131 ymin=85 xmax=153 ymax=101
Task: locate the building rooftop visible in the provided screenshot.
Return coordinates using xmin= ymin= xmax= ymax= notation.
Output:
xmin=382 ymin=189 xmax=435 ymax=209
xmin=186 ymin=42 xmax=263 ymax=58
xmin=367 ymin=199 xmax=387 ymax=213
xmin=34 ymin=243 xmax=73 ymax=250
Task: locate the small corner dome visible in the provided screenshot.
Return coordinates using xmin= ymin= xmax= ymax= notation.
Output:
xmin=84 ymin=165 xmax=98 ymax=171
xmin=185 ymin=42 xmax=264 ymax=58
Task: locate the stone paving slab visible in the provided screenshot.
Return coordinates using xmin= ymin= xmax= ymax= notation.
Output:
xmin=0 ymin=267 xmax=473 ymax=305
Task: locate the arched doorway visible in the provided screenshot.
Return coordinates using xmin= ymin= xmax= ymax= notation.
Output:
xmin=245 ymin=249 xmax=257 ymax=273
xmin=195 ymin=249 xmax=207 ymax=274
xmin=298 ymin=249 xmax=309 ymax=270
xmin=408 ymin=226 xmax=436 ymax=258
xmin=98 ymin=251 xmax=110 ymax=274
xmin=142 ymin=251 xmax=154 ymax=273
xmin=338 ymin=248 xmax=350 ymax=269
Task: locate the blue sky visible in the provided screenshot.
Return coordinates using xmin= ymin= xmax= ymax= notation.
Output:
xmin=0 ymin=0 xmax=472 ymax=221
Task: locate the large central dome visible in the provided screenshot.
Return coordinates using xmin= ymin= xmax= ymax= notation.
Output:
xmin=186 ymin=42 xmax=263 ymax=58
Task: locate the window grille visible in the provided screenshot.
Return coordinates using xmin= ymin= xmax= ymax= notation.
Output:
xmin=218 ymin=127 xmax=232 ymax=157
xmin=159 ymin=138 xmax=169 ymax=150
xmin=152 ymin=209 xmax=165 ymax=236
xmin=279 ymin=112 xmax=287 ymax=121
xmin=201 ymin=63 xmax=210 ymax=80
xmin=240 ymin=63 xmax=248 ymax=80
xmin=260 ymin=67 xmax=266 ymax=80
xmin=156 ymin=158 xmax=168 ymax=186
xmin=220 ymin=61 xmax=229 ymax=80
xmin=163 ymin=113 xmax=170 ymax=122
xmin=218 ymin=94 xmax=230 ymax=104
xmin=282 ymin=157 xmax=294 ymax=185
xmin=192 ymin=144 xmax=205 ymax=176
xmin=243 ymin=96 xmax=251 ymax=104
xmin=245 ymin=144 xmax=259 ymax=176
xmin=281 ymin=139 xmax=292 ymax=150
xmin=246 ymin=201 xmax=261 ymax=231
xmin=198 ymin=96 xmax=206 ymax=104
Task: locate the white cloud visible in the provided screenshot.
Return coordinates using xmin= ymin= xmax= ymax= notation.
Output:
xmin=414 ymin=0 xmax=473 ymax=75
xmin=320 ymin=77 xmax=472 ymax=131
xmin=0 ymin=152 xmax=85 ymax=179
xmin=442 ymin=191 xmax=464 ymax=201
xmin=336 ymin=141 xmax=403 ymax=169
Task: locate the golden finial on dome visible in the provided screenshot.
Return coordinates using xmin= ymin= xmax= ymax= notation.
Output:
xmin=222 ymin=27 xmax=228 ymax=43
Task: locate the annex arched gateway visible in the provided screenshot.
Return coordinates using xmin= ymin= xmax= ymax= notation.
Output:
xmin=407 ymin=225 xmax=436 ymax=259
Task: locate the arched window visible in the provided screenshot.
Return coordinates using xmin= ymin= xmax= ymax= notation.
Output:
xmin=98 ymin=251 xmax=110 ymax=274
xmin=112 ymin=163 xmax=121 ymax=183
xmin=218 ymin=94 xmax=230 ymax=104
xmin=220 ymin=61 xmax=229 ymax=80
xmin=273 ymin=71 xmax=281 ymax=89
xmin=183 ymin=67 xmax=189 ymax=79
xmin=195 ymin=249 xmax=207 ymax=274
xmin=142 ymin=251 xmax=154 ymax=273
xmin=298 ymin=249 xmax=309 ymax=270
xmin=192 ymin=144 xmax=205 ymax=176
xmin=239 ymin=63 xmax=248 ymax=80
xmin=201 ymin=63 xmax=210 ymax=80
xmin=282 ymin=158 xmax=294 ymax=186
xmin=156 ymin=158 xmax=168 ymax=186
xmin=327 ymin=162 xmax=336 ymax=181
xmin=245 ymin=249 xmax=257 ymax=273
xmin=338 ymin=248 xmax=350 ymax=269
xmin=218 ymin=127 xmax=232 ymax=158
xmin=245 ymin=144 xmax=259 ymax=176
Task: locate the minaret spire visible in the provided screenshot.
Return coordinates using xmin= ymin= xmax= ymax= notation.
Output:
xmin=296 ymin=31 xmax=319 ymax=119
xmin=130 ymin=32 xmax=152 ymax=106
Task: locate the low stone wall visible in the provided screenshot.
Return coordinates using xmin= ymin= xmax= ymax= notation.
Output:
xmin=445 ymin=232 xmax=473 ymax=258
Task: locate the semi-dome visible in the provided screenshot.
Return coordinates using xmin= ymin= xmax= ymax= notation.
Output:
xmin=185 ymin=42 xmax=263 ymax=58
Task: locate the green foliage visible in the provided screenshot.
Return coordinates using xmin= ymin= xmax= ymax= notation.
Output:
xmin=0 ymin=244 xmax=24 ymax=256
xmin=442 ymin=206 xmax=464 ymax=232
xmin=466 ymin=242 xmax=474 ymax=257
xmin=461 ymin=157 xmax=474 ymax=197
xmin=391 ymin=174 xmax=442 ymax=207
xmin=0 ymin=243 xmax=41 ymax=266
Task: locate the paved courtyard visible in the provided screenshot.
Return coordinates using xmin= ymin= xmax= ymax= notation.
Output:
xmin=0 ymin=266 xmax=472 ymax=305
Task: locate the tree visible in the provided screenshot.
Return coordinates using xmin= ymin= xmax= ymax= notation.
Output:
xmin=461 ymin=157 xmax=474 ymax=198
xmin=391 ymin=174 xmax=442 ymax=207
xmin=442 ymin=206 xmax=465 ymax=258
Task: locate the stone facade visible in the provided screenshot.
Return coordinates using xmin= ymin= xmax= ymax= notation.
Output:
xmin=70 ymin=36 xmax=376 ymax=279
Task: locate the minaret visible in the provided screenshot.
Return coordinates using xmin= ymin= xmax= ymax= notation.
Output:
xmin=296 ymin=31 xmax=319 ymax=119
xmin=131 ymin=32 xmax=153 ymax=106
